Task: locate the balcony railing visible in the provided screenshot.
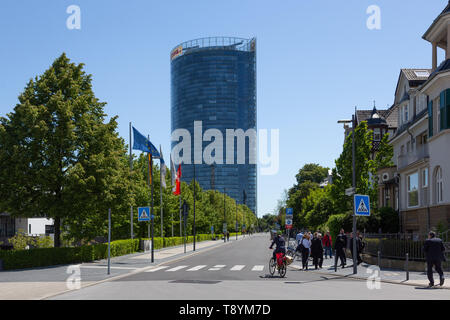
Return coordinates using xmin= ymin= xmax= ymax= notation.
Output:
xmin=397 ymin=144 xmax=429 ymax=170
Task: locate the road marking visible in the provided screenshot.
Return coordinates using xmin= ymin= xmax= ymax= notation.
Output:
xmin=144 ymin=266 xmax=169 ymax=272
xmin=187 ymin=265 xmax=207 ymax=271
xmin=208 ymin=265 xmax=226 ymax=271
xmin=166 ymin=265 xmax=188 ymax=272
xmin=252 ymin=265 xmax=264 ymax=271
xmin=230 ymin=265 xmax=245 ymax=271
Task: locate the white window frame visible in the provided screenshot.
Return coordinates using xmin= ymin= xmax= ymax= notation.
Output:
xmin=407 ymin=172 xmax=419 ymax=208
xmin=422 ymin=168 xmax=429 ymax=188
xmin=436 ymin=167 xmax=444 ymax=204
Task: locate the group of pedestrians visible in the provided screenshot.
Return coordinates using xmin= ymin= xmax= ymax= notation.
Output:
xmin=334 ymin=228 xmax=365 ymax=268
xmin=294 ymin=228 xmax=365 ymax=270
xmin=295 ymin=230 xmax=333 ymax=270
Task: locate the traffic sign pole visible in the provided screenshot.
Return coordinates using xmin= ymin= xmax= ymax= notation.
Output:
xmin=352 ymin=112 xmax=357 ymax=275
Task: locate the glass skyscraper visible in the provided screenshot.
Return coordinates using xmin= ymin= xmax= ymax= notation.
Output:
xmin=170 ymin=37 xmax=257 ymax=214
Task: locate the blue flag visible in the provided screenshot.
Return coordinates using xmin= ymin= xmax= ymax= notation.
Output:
xmin=132 ymin=127 xmax=160 ymax=158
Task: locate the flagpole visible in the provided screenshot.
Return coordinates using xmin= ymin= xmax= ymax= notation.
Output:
xmin=129 ymin=122 xmax=133 ymax=240
xmin=193 ymin=163 xmax=196 ymax=251
xmin=151 ymin=154 xmax=154 ymax=264
xmin=179 ymin=188 xmax=182 ymax=237
xmin=147 ymin=151 xmax=151 ymax=246
xmin=160 ymin=145 xmax=163 ymax=242
xmin=148 ymin=135 xmax=154 ymax=264
xmin=170 ymin=154 xmax=174 ymax=238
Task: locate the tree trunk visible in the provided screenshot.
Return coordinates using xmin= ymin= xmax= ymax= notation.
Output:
xmin=54 ymin=217 xmax=61 ymax=247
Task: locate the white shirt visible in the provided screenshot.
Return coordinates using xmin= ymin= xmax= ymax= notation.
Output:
xmin=301 ymin=238 xmax=311 ymax=249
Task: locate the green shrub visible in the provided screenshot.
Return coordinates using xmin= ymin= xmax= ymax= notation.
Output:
xmin=325 ymin=213 xmax=351 ymax=243
xmin=0 ymin=233 xmax=241 ymax=270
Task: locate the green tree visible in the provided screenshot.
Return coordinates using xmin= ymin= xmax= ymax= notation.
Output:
xmin=0 ymin=53 xmax=132 ymax=246
xmin=331 ymin=121 xmax=376 ymax=214
xmin=303 ymin=186 xmax=336 ymax=231
xmin=375 ymin=133 xmax=394 ymax=170
xmin=284 ymin=163 xmax=329 ymax=230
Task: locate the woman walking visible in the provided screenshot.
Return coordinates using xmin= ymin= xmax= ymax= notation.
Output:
xmin=311 ymin=232 xmax=324 ymax=269
xmin=300 ymin=233 xmax=311 ymax=270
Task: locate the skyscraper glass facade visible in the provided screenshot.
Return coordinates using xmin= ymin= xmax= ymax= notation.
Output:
xmin=171 ymin=37 xmax=257 ymax=214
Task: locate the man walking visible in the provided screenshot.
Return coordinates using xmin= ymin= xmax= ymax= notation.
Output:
xmin=424 ymin=231 xmax=446 ymax=287
xmin=349 ymin=232 xmax=363 ymax=265
xmin=334 ymin=229 xmax=347 ymax=268
xmin=311 ymin=232 xmax=324 ymax=269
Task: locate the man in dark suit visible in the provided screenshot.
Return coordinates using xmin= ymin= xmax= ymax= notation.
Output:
xmin=334 ymin=229 xmax=347 ymax=268
xmin=423 ymin=231 xmax=446 ymax=287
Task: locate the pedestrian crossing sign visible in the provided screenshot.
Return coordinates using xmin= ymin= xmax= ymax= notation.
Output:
xmin=354 ymin=195 xmax=370 ymax=216
xmin=138 ymin=207 xmax=151 ymax=221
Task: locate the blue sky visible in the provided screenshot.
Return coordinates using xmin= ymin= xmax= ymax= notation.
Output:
xmin=0 ymin=0 xmax=447 ymax=217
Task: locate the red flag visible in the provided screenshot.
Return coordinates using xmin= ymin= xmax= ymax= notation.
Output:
xmin=173 ymin=164 xmax=181 ymax=195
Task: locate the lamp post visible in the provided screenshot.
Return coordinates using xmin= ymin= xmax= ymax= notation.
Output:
xmin=338 ymin=109 xmax=358 ymax=275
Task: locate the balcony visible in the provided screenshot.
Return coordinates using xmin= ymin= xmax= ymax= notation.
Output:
xmin=397 ymin=144 xmax=430 ymax=171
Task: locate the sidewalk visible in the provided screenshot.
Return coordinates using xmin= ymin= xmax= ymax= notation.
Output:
xmin=0 ymin=235 xmax=247 ymax=300
xmin=289 ymin=256 xmax=450 ymax=289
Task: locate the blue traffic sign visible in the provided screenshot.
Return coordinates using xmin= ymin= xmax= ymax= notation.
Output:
xmin=286 ymin=208 xmax=293 ymax=215
xmin=138 ymin=207 xmax=151 ymax=221
xmin=354 ymin=195 xmax=370 ymax=216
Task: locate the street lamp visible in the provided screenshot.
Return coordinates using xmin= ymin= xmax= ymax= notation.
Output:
xmin=337 ymin=109 xmax=358 ymax=275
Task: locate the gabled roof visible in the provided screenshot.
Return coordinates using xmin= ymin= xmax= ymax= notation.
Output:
xmin=356 ymin=108 xmax=388 ymax=125
xmin=356 ymin=106 xmax=398 ymax=130
xmin=394 ymin=69 xmax=430 ymax=104
xmin=401 ymin=69 xmax=432 ymax=82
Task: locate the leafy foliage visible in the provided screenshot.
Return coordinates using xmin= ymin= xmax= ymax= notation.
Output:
xmin=0 ymin=53 xmax=132 ymax=247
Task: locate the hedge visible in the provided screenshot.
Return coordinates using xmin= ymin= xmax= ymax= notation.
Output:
xmin=0 ymin=233 xmax=241 ymax=270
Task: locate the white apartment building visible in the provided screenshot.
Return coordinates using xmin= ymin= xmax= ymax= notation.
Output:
xmin=387 ymin=2 xmax=450 ymax=233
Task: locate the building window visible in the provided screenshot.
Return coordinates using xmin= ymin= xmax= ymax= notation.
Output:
xmin=428 ymin=100 xmax=433 ymax=138
xmin=404 ymin=105 xmax=409 ymax=123
xmin=422 ymin=168 xmax=428 ymax=188
xmin=435 ymin=167 xmax=444 ymax=204
xmin=374 ymin=128 xmax=381 ymax=141
xmin=407 ymin=172 xmax=419 ymax=207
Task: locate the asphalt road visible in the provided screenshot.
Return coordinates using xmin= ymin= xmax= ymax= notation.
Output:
xmin=50 ymin=233 xmax=449 ymax=300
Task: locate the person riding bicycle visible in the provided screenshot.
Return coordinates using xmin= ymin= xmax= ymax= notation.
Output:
xmin=269 ymin=230 xmax=286 ymax=262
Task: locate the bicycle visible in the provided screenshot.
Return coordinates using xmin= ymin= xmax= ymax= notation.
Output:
xmin=269 ymin=252 xmax=287 ymax=278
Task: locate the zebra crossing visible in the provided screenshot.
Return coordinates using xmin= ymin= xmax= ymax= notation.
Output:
xmin=144 ymin=264 xmax=266 ymax=273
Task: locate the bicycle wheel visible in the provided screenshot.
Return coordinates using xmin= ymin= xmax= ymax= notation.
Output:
xmin=279 ymin=261 xmax=287 ymax=278
xmin=269 ymin=258 xmax=276 ymax=276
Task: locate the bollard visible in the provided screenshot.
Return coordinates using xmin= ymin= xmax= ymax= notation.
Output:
xmin=334 ymin=250 xmax=337 ymax=272
xmin=406 ymin=253 xmax=409 ymax=281
xmin=377 ymin=251 xmax=381 ymax=268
